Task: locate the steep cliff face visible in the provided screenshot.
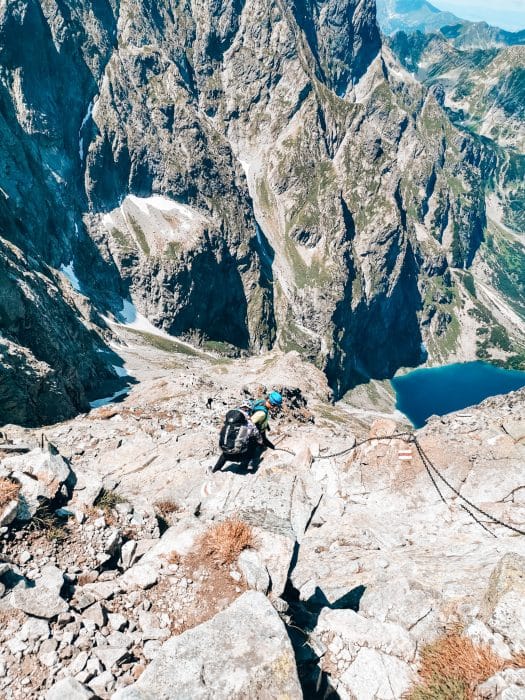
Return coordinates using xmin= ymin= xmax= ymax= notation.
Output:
xmin=388 ymin=26 xmax=525 ymax=369
xmin=0 ymin=0 xmax=520 ymax=424
xmin=391 ymin=30 xmax=525 ymax=152
xmin=81 ymin=0 xmax=496 ymax=396
xmin=390 ymin=28 xmax=525 ymax=240
xmin=0 ymin=0 xmax=123 ymax=426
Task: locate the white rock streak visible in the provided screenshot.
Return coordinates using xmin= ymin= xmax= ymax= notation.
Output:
xmin=78 ymin=99 xmax=94 ymax=163
xmin=116 ymin=300 xmax=173 ymax=339
xmin=112 ymin=364 xmax=129 ymax=378
xmin=127 ymin=195 xmax=200 ymax=233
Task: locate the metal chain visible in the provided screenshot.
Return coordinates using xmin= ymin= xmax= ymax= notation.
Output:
xmin=460 ymin=505 xmax=498 ymax=538
xmin=309 ymin=429 xmax=524 ymax=537
xmin=275 ymin=447 xmax=296 ymax=455
xmin=414 ymin=439 xmax=447 ymax=504
xmin=313 ymin=432 xmax=415 ymax=460
xmin=416 ymin=439 xmax=525 ymax=536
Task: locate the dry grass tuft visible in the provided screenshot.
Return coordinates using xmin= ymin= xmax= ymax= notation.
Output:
xmin=199 ymin=519 xmax=256 ymax=565
xmin=154 ymin=500 xmax=180 ymax=517
xmin=28 ymin=503 xmax=69 ymax=542
xmin=409 ymin=675 xmax=469 ymax=700
xmin=94 ymin=406 xmax=121 ymax=420
xmin=94 ymin=488 xmax=126 ymax=513
xmin=408 ymin=634 xmax=525 ymax=700
xmin=513 ymin=652 xmax=525 ymax=667
xmin=0 ymin=478 xmax=21 ymax=508
xmin=165 ymin=550 xmax=180 ymax=565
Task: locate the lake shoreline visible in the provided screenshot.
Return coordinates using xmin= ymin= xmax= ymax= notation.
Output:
xmin=391 ymin=361 xmax=525 ymax=428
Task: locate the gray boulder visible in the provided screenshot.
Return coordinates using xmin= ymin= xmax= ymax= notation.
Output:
xmin=141 ymin=518 xmax=207 ymax=564
xmin=3 ymin=447 xmax=71 ymax=520
xmin=238 ymin=549 xmax=270 ymax=594
xmin=465 ymin=620 xmax=512 ymax=660
xmin=82 ymin=602 xmax=107 ymax=628
xmin=202 ymin=468 xmax=317 ymax=541
xmin=120 ymin=540 xmax=138 ymax=570
xmin=120 ymin=563 xmax=158 ymax=591
xmin=477 ymin=668 xmax=525 ymax=700
xmin=251 ymin=526 xmax=296 ymax=599
xmin=18 ymin=617 xmax=50 ymax=643
xmin=488 ymin=591 xmax=525 ymax=654
xmin=11 ymin=565 xmax=69 ymax=619
xmin=111 ymin=591 xmax=302 ymax=700
xmin=311 ymin=608 xmax=417 ymax=700
xmin=0 ymin=499 xmax=18 ymax=527
xmin=481 ymin=553 xmax=525 ymax=621
xmin=94 ymin=645 xmax=129 ymax=670
xmin=359 ymin=576 xmax=443 ymax=643
xmin=72 ymin=469 xmax=104 ymax=507
xmin=46 ymin=677 xmax=95 ymax=699
xmin=338 ymin=647 xmax=417 ymax=700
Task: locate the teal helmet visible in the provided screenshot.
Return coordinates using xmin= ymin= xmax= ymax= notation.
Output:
xmin=268 ymin=391 xmax=283 ymax=407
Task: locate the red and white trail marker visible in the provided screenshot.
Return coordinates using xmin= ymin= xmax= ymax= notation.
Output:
xmin=398 ymin=448 xmax=413 ymax=462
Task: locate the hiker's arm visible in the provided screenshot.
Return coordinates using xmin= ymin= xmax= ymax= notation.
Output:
xmin=248 ymin=422 xmax=264 ymax=445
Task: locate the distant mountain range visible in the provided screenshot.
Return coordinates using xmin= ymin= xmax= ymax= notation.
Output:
xmin=376 ymin=0 xmax=461 ymax=35
xmin=376 ymin=0 xmax=525 ymax=43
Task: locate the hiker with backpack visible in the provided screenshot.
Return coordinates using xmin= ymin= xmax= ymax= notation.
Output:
xmin=211 ymin=391 xmax=283 ymax=474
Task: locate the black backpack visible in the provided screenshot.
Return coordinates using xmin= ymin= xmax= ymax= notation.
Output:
xmin=219 ymin=409 xmax=252 ymax=455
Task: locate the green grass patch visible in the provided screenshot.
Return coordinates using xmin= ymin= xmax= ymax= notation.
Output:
xmin=28 ymin=504 xmax=69 ymax=542
xmin=278 ymin=316 xmax=318 ymax=356
xmin=124 ymin=327 xmax=201 ymax=356
xmin=489 ymin=325 xmax=511 ymax=351
xmin=128 ymin=215 xmax=150 ymax=256
xmin=440 ymin=314 xmax=460 ymax=354
xmin=408 ymin=675 xmax=469 ymax=700
xmin=285 ymin=160 xmax=337 ymax=236
xmin=284 ymin=237 xmax=331 ymax=289
xmin=462 ymin=272 xmax=476 ymax=298
xmin=256 ymin=178 xmax=271 ymax=212
xmin=481 ymin=229 xmax=525 ymax=320
xmin=202 ymin=339 xmax=242 ymax=358
xmin=110 ymin=227 xmax=133 ymax=251
xmin=166 ymin=241 xmax=182 ymax=260
xmin=317 ymin=406 xmax=348 ymax=425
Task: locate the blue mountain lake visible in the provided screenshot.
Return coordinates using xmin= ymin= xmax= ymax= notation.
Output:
xmin=391 ymin=362 xmax=525 ymax=428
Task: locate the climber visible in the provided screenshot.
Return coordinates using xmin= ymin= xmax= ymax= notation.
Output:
xmin=210 ymin=391 xmax=283 ymax=474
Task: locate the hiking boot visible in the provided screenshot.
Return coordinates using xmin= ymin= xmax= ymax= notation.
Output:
xmin=211 ymin=454 xmax=227 ymax=474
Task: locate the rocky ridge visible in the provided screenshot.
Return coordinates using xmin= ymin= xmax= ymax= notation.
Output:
xmin=0 ymin=333 xmax=524 ymax=699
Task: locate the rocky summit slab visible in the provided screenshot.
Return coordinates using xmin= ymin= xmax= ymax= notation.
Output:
xmin=112 ymin=591 xmax=302 ymax=700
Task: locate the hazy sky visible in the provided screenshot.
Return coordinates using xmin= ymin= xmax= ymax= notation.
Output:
xmin=431 ymin=0 xmax=525 ymax=30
